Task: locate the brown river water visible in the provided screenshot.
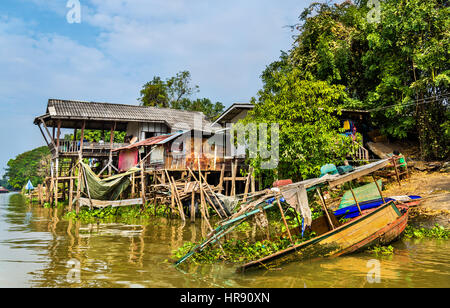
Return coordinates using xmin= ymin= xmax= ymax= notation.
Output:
xmin=0 ymin=193 xmax=449 ymax=288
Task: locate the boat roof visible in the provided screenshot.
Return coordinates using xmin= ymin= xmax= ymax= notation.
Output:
xmin=279 ymin=159 xmax=390 ymax=193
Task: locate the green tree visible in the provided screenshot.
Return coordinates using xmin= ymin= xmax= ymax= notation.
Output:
xmin=173 ymin=98 xmax=225 ymax=120
xmin=5 ymin=147 xmax=51 ymax=190
xmin=242 ymin=70 xmax=354 ymax=182
xmin=139 ymin=76 xmax=170 ymax=108
xmin=268 ymin=0 xmax=449 ymax=160
xmin=139 ymin=70 xmax=225 ymax=120
xmin=166 ymin=71 xmax=199 ymax=104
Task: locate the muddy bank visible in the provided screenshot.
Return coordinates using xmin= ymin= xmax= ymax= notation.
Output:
xmin=383 ymin=170 xmax=450 ymax=228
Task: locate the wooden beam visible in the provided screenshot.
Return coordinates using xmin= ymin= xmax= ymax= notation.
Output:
xmin=56 ymin=120 xmax=61 ymax=153
xmin=79 ymin=197 xmax=143 ymax=209
xmin=224 ymin=177 xmax=247 ymax=181
xmin=40 ymin=118 xmax=57 ymax=149
xmin=38 ymin=123 xmax=50 ymax=147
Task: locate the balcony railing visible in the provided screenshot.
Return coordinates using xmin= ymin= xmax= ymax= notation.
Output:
xmin=53 ymin=140 xmax=129 ymax=154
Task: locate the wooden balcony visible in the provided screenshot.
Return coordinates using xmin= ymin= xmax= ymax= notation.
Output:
xmin=51 ymin=140 xmax=129 ymax=157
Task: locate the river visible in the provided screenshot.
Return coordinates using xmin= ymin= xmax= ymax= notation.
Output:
xmin=0 ymin=193 xmax=449 ymax=288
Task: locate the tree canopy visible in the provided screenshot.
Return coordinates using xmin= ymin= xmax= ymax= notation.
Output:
xmin=243 ymin=0 xmax=448 ymax=182
xmin=290 ymin=0 xmax=449 ymax=160
xmin=138 ymin=70 xmax=224 ymax=120
xmin=4 ymin=146 xmax=51 ymax=190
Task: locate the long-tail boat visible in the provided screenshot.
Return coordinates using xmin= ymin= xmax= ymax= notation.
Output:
xmin=238 ymin=201 xmax=409 ymax=272
xmin=0 ymin=187 xmax=9 ymax=194
xmin=175 ymin=159 xmax=420 ymax=272
xmin=238 ymin=159 xmax=418 ymax=272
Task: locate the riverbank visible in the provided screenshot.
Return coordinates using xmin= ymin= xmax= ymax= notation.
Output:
xmin=383 ymin=169 xmax=450 ymax=228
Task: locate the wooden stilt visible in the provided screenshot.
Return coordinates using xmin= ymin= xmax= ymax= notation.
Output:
xmin=75 ymin=164 xmax=82 ymax=214
xmin=108 ymin=122 xmax=116 ymax=176
xmin=190 ymin=190 xmax=196 ymax=223
xmin=68 ymin=169 xmax=74 ymax=211
xmin=38 ymin=184 xmax=43 ymax=205
xmin=231 ymin=159 xmax=237 ymax=197
xmin=54 ymin=158 xmax=59 ymax=207
xmin=131 ymin=173 xmax=136 ymax=198
xmin=218 ymin=163 xmax=225 ymax=193
xmin=82 ymin=166 xmax=94 ymax=210
xmin=140 ymin=161 xmax=146 ymax=207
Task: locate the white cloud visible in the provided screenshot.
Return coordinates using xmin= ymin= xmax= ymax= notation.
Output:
xmin=0 ymin=0 xmax=310 ymax=174
xmin=80 ymin=0 xmax=307 ymax=102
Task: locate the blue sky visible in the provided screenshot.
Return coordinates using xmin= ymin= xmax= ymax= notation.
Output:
xmin=0 ymin=0 xmax=313 ymax=176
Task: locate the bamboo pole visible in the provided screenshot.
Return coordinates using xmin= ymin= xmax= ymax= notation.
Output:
xmin=242 ymin=166 xmax=253 ymax=203
xmin=198 ymin=171 xmax=225 ymax=219
xmin=276 ymin=196 xmax=293 ymax=244
xmin=316 ymin=187 xmax=335 ymax=230
xmin=372 ymin=174 xmax=385 ymax=203
xmin=171 ymin=176 xmax=186 ymax=222
xmin=348 ymin=181 xmax=363 ymax=216
xmin=190 ymin=189 xmax=196 ymax=223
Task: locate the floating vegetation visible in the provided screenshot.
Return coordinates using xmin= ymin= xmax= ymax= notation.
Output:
xmin=403 ymin=224 xmax=450 ymax=240
xmin=368 ymin=245 xmax=394 ymax=256
xmin=173 ymin=232 xmax=317 ymax=265
xmin=64 ymin=205 xmax=155 ymax=224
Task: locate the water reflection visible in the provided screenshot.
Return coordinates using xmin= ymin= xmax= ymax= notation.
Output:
xmin=0 ymin=193 xmax=449 ymax=288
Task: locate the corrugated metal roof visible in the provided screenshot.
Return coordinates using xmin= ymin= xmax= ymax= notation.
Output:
xmin=42 ymin=99 xmax=210 ymax=130
xmin=112 ymin=131 xmax=186 ymax=152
